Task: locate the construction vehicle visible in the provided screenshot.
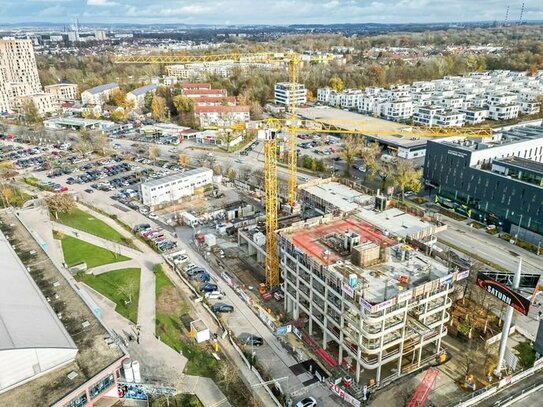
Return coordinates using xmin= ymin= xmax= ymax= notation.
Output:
xmin=115 ymin=52 xmax=492 ymax=290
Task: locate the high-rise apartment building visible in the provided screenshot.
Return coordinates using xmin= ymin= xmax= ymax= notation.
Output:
xmin=0 ymin=37 xmax=45 ymax=114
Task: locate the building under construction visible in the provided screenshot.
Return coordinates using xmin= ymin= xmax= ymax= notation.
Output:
xmin=278 ymin=213 xmax=469 ymax=385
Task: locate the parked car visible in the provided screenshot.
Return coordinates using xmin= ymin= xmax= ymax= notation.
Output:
xmin=211 ymin=303 xmax=234 ymax=313
xmin=200 ymin=283 xmax=218 ymax=293
xmin=187 ymin=267 xmax=205 ymax=277
xmin=295 ymin=397 xmax=317 ymax=407
xmin=173 ymin=254 xmax=189 ymax=264
xmin=238 ymin=333 xmax=264 ymax=346
xmin=205 ymin=291 xmax=224 ymax=300
xmin=193 ymin=272 xmax=210 ymax=283
xmin=84 ymin=188 xmax=94 ymax=193
xmin=133 ymin=224 xmax=150 ymax=233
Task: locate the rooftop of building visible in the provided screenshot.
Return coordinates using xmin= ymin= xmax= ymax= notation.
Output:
xmin=141 ymin=167 xmax=213 ymax=188
xmin=299 ymin=180 xmax=372 ymax=213
xmin=0 ymin=232 xmax=76 ymax=353
xmin=83 ymin=82 xmax=118 ymax=94
xmin=280 ymin=215 xmax=452 ymax=303
xmin=44 ymin=83 xmax=77 ymax=88
xmin=128 ymin=83 xmax=157 ymax=96
xmin=439 ymin=124 xmax=543 ymax=151
xmin=358 ymin=207 xmax=440 ymax=239
xmin=0 ymin=212 xmax=125 ymax=406
xmin=194 ymin=105 xmax=250 ymax=113
xmin=44 ymin=117 xmax=115 ymax=127
xmin=183 ymin=88 xmax=227 ymax=95
xmin=495 ymin=156 xmax=543 ymax=175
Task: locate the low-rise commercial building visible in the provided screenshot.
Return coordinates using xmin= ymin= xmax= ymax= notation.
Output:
xmin=424 ymin=125 xmax=543 ymax=242
xmin=140 ymin=168 xmax=213 ymax=207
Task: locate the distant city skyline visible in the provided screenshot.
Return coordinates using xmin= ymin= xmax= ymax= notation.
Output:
xmin=1 ymin=0 xmax=542 ymax=26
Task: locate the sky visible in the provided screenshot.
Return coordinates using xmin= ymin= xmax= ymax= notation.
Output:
xmin=0 ymin=0 xmax=542 ymax=25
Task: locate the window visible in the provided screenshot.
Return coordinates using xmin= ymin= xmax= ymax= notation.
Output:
xmin=89 ymin=374 xmax=115 ymax=400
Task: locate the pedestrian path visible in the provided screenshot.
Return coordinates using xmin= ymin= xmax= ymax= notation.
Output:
xmin=18 ymin=206 xmax=233 ymax=407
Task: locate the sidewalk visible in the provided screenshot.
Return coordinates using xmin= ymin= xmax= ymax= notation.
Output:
xmin=88 ymin=259 xmax=140 ymax=275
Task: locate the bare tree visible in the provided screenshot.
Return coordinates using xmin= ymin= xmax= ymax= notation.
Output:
xmin=117 ymin=279 xmax=138 ymax=305
xmin=178 ymin=153 xmax=190 ymax=168
xmin=227 ymin=168 xmax=237 ymax=182
xmin=44 ymin=193 xmax=76 ymax=219
xmin=149 ymin=145 xmax=160 ymax=162
xmin=216 ymin=362 xmax=236 ymax=393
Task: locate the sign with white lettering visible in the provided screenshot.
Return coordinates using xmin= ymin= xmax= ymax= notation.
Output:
xmin=440 ymin=274 xmax=454 ymax=286
xmin=329 ymin=383 xmax=361 ymax=407
xmin=476 ymin=272 xmax=531 ymax=315
xmin=398 ymin=290 xmax=413 ymax=303
xmin=342 ymin=283 xmax=355 ymax=298
xmin=456 ymin=270 xmax=470 ymax=281
xmin=360 ymin=297 xmax=372 ymax=312
xmin=447 ymin=149 xmax=468 ymax=158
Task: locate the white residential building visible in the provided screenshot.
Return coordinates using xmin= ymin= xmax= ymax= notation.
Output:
xmin=461 ymin=107 xmax=489 ymax=124
xmin=380 ymin=99 xmax=413 ymax=121
xmin=16 ymin=93 xmax=59 ymax=115
xmin=274 ymin=82 xmax=307 ymax=106
xmin=140 ymin=168 xmax=213 ymax=207
xmin=127 ymin=84 xmax=157 ymax=109
xmin=81 ymin=83 xmax=119 ymax=106
xmin=0 ymin=37 xmax=43 ymax=113
xmin=44 ymin=83 xmax=78 ymax=101
xmin=488 ymin=103 xmax=520 ymax=120
xmin=194 ymin=105 xmax=250 ymax=129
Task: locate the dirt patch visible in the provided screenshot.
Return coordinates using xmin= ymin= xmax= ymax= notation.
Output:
xmin=157 ymin=286 xmax=183 ymax=315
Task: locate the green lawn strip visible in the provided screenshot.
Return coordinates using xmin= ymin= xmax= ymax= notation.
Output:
xmin=55 ymin=208 xmax=131 ymax=245
xmin=153 ymin=264 xmax=219 ymax=377
xmin=77 ymin=268 xmax=141 ymax=323
xmin=56 ymin=233 xmax=130 ymax=268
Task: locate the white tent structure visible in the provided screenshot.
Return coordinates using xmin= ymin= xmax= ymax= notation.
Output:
xmin=0 ymin=232 xmax=77 ymax=394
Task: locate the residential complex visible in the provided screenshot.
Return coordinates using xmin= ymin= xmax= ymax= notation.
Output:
xmin=194 ymin=105 xmax=251 ymax=128
xmin=424 ymin=124 xmax=543 ymax=243
xmin=317 ymin=70 xmax=543 ymax=126
xmin=274 ymin=82 xmax=308 ymax=106
xmin=126 ymin=83 xmax=157 ymax=109
xmin=81 ymin=83 xmax=119 ymax=106
xmin=140 ymin=168 xmax=214 ymax=207
xmin=0 ymin=37 xmax=54 ymax=114
xmin=44 ymin=83 xmax=79 ymax=101
xmin=278 ymin=213 xmax=463 ymax=384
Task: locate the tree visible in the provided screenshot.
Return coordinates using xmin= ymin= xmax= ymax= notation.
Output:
xmin=116 ymin=279 xmax=138 ymax=304
xmin=178 ymin=154 xmax=190 ymax=168
xmin=527 ymin=64 xmax=539 ymax=76
xmin=216 ymin=362 xmax=236 ymax=393
xmin=148 ymin=145 xmax=160 ymax=161
xmin=44 ymin=193 xmax=76 ymax=219
xmin=392 ymin=159 xmax=423 ymax=200
xmin=329 ymin=76 xmax=345 ymax=92
xmin=306 ymin=89 xmax=315 ymax=102
xmin=227 ymin=168 xmax=237 ymax=182
xmin=109 ymin=88 xmax=128 ymax=107
xmin=172 ymin=95 xmax=194 ymax=113
xmin=21 ymin=100 xmax=41 ymax=124
xmin=79 ymin=130 xmax=110 ymax=156
xmin=341 ymin=135 xmax=359 ymax=177
xmin=110 ymin=110 xmax=126 ymax=122
xmin=151 ymin=96 xmax=167 ymax=121
xmin=143 ymin=91 xmax=154 ymax=112
xmin=73 ymin=140 xmax=93 ymax=156
xmin=212 ymin=164 xmax=222 ymax=176
xmin=359 ymin=141 xmax=381 ymax=180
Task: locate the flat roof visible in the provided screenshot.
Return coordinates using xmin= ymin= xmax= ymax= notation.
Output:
xmin=142 ymin=167 xmax=212 ymax=188
xmin=496 ymin=156 xmax=543 ymax=175
xmin=0 ymin=232 xmax=76 ymax=352
xmin=299 ymin=181 xmax=371 ymax=213
xmin=358 ymin=207 xmax=436 ymax=239
xmin=285 ymin=217 xmax=397 ymax=265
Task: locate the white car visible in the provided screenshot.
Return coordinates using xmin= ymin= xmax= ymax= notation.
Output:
xmin=174 ymin=255 xmax=189 ymax=264
xmin=295 ymin=397 xmax=317 ymax=407
xmin=148 ymin=212 xmax=159 ymax=220
xmin=205 ymin=291 xmax=224 ymax=300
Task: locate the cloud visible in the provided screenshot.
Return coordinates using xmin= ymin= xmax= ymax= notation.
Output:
xmin=1 ymin=0 xmax=542 ymax=24
xmin=87 ymin=0 xmax=117 ymax=6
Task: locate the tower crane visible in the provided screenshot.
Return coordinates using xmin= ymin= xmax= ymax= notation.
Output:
xmin=115 ymin=52 xmax=492 ymax=290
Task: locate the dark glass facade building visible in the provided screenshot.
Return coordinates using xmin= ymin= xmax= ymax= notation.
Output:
xmin=423 ymin=126 xmax=543 ymax=243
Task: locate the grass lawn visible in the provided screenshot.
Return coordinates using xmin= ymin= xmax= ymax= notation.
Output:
xmin=154 ymin=264 xmax=219 ymax=377
xmin=55 ymin=208 xmax=131 ymax=245
xmin=77 ymin=268 xmax=141 ymax=323
xmin=56 ymin=233 xmax=130 ymax=268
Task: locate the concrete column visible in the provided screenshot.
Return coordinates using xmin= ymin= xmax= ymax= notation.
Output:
xmin=495 ymin=258 xmax=522 ymax=376
xmin=397 ymin=306 xmax=409 ymax=375
xmin=417 ymin=340 xmax=423 ymax=366
xmin=356 ymin=348 xmax=362 ymax=383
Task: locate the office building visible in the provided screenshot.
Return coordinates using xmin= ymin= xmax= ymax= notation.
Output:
xmin=45 ymin=83 xmax=78 ymax=101
xmin=81 ymin=83 xmax=119 ymax=106
xmin=279 ymin=214 xmax=464 ymax=384
xmin=126 ymin=84 xmax=157 ymax=109
xmin=274 ymin=82 xmax=307 ymax=106
xmin=424 ymin=125 xmax=543 ymax=243
xmin=140 ymin=168 xmax=213 ymax=207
